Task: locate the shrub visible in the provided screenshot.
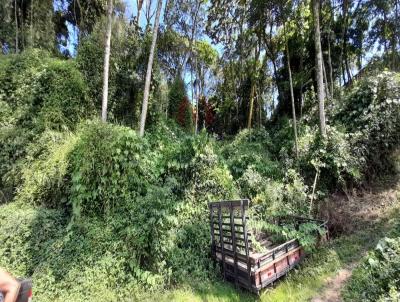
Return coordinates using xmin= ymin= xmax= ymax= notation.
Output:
xmin=334 ymin=71 xmax=400 ymax=177
xmin=0 ymin=49 xmax=91 ymax=131
xmin=0 ymin=50 xmax=92 ymax=201
xmin=0 ymin=127 xmax=32 ymax=201
xmin=168 ymin=76 xmax=186 ymax=120
xmin=0 ymin=202 xmax=65 ymax=278
xmin=176 ymin=96 xmax=194 ymax=132
xmin=34 ymin=60 xmax=92 ymax=131
xmin=0 ymin=202 xmax=143 ymax=302
xmin=0 ymin=50 xmax=46 ymax=109
xmin=69 ymin=121 xmax=157 ymax=217
xmin=185 ymin=133 xmax=236 ymax=204
xmin=220 ymin=128 xmax=282 ymax=180
xmin=247 ymin=168 xmax=309 ymax=216
xmin=297 ymin=125 xmax=362 ymax=191
xmin=15 ymin=131 xmax=77 ymax=208
xmin=343 ymin=236 xmax=400 ymax=301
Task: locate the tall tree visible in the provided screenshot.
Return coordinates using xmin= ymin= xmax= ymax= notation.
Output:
xmin=101 ymin=0 xmax=113 ymax=122
xmin=136 ymin=0 xmax=144 ymax=25
xmin=284 ymin=23 xmax=299 ymax=157
xmin=247 ymin=38 xmax=260 ymax=129
xmin=312 ymin=0 xmax=327 ymax=137
xmin=14 ymin=0 xmax=18 ymax=53
xmin=139 ymin=0 xmax=163 ymax=137
xmin=340 ymin=0 xmax=352 ymax=83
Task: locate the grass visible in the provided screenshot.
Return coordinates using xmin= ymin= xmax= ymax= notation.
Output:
xmin=153 ymin=196 xmax=399 ymax=302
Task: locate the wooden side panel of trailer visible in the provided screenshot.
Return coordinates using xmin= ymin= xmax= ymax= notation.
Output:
xmin=209 ymin=199 xmax=328 ymax=294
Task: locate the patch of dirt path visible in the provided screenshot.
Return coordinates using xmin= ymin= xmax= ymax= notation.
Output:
xmin=311 ymin=265 xmax=355 ymax=302
xmin=312 ymin=178 xmax=400 ymax=302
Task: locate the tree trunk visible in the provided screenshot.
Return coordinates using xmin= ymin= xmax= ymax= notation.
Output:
xmin=137 ymin=0 xmax=144 ymax=25
xmin=396 ymin=0 xmax=400 ymax=68
xmin=30 ymin=0 xmax=34 ymax=46
xmin=327 ymin=0 xmax=334 ymax=94
xmin=344 ymin=47 xmax=351 ymax=83
xmin=144 ymin=0 xmax=154 ymax=28
xmin=247 ymin=43 xmax=260 ymax=129
xmin=383 ymin=11 xmax=388 ymax=53
xmin=299 ymin=24 xmax=305 ymax=121
xmin=327 ymin=32 xmax=334 ymax=95
xmin=192 ymin=62 xmax=196 ymax=134
xmin=101 ymin=0 xmax=113 ymax=122
xmin=139 ymin=0 xmax=163 ymax=137
xmin=180 ymin=1 xmax=201 ymax=77
xmin=312 ymin=0 xmax=327 ymax=137
xmin=338 ymin=0 xmax=348 ymax=86
xmin=247 ymin=83 xmax=256 ymax=129
xmin=76 ymin=0 xmax=83 ymax=43
xmin=19 ymin=0 xmax=25 ymax=49
xmin=195 ymin=57 xmax=201 ymax=134
xmin=284 ymin=23 xmax=299 ymax=157
xmin=258 ymin=90 xmax=262 ymax=128
xmin=342 ymin=0 xmax=351 ymax=83
xmin=14 ymin=0 xmax=19 ymax=53
xmin=323 ymin=59 xmax=331 ymax=99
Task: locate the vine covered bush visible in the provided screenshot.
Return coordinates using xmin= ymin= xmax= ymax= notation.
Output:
xmin=343 ymin=235 xmax=400 ymax=301
xmin=334 ymin=71 xmax=400 ymax=177
xmin=297 ymin=125 xmax=362 ymax=191
xmin=0 ymin=50 xmax=93 ymax=201
xmin=1 ymin=114 xmax=240 ymax=300
xmin=1 ymin=50 xmax=400 ymax=301
xmin=220 ymin=128 xmax=282 ymax=180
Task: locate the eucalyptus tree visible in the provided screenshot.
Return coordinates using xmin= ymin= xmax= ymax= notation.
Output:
xmin=312 ymin=0 xmax=327 ymax=137
xmin=165 ymin=0 xmax=207 ymax=75
xmin=248 ymin=0 xmax=300 ymax=150
xmin=366 ymin=0 xmax=400 ymax=68
xmin=62 ymin=0 xmax=107 ymax=43
xmin=284 ymin=22 xmax=299 ymax=157
xmin=0 ymin=0 xmax=55 ymax=53
xmin=164 ymin=0 xmax=207 ymax=133
xmin=101 ymin=0 xmax=113 ymax=122
xmin=139 ymin=0 xmax=163 ymax=137
xmin=136 ymin=0 xmax=144 ymax=25
xmin=157 ymin=29 xmax=188 ymax=80
xmin=14 ymin=0 xmax=18 ymax=52
xmin=207 ymin=0 xmax=264 ymax=129
xmin=279 ymin=0 xmax=300 ymax=155
xmin=192 ymin=40 xmax=218 ymax=132
xmin=0 ymin=1 xmax=14 ymax=52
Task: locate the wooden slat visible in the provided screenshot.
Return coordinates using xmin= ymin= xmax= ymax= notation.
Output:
xmin=229 ymin=202 xmax=239 ymax=288
xmin=215 ymin=247 xmax=248 ymax=261
xmin=209 ymin=199 xmax=249 ymax=208
xmin=209 ymin=200 xmax=312 ymax=293
xmin=217 ymin=205 xmax=226 ymax=279
xmin=212 ymin=222 xmax=244 ymax=228
xmin=241 ymin=201 xmax=252 ymax=288
xmin=213 ymin=230 xmax=245 ymax=236
xmin=253 ymin=247 xmax=302 ymax=274
xmin=209 ymin=204 xmax=215 ymax=255
xmin=216 ymin=247 xmax=303 ymax=275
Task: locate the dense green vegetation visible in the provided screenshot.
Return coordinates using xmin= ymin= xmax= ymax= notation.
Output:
xmin=0 ymin=49 xmax=399 ymax=300
xmin=1 ymin=0 xmax=400 ymax=300
xmin=343 ymin=211 xmax=400 ymax=302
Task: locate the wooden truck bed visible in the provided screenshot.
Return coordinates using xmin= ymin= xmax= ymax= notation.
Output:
xmin=209 ymin=199 xmax=327 ymax=294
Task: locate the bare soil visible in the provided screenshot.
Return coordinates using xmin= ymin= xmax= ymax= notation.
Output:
xmin=312 ymin=178 xmax=400 ymax=302
xmin=311 ymin=265 xmax=354 ymax=302
xmin=319 ymin=179 xmax=399 ymax=235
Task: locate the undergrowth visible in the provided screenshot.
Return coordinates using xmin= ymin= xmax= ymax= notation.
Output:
xmin=0 ymin=51 xmax=399 ymax=301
